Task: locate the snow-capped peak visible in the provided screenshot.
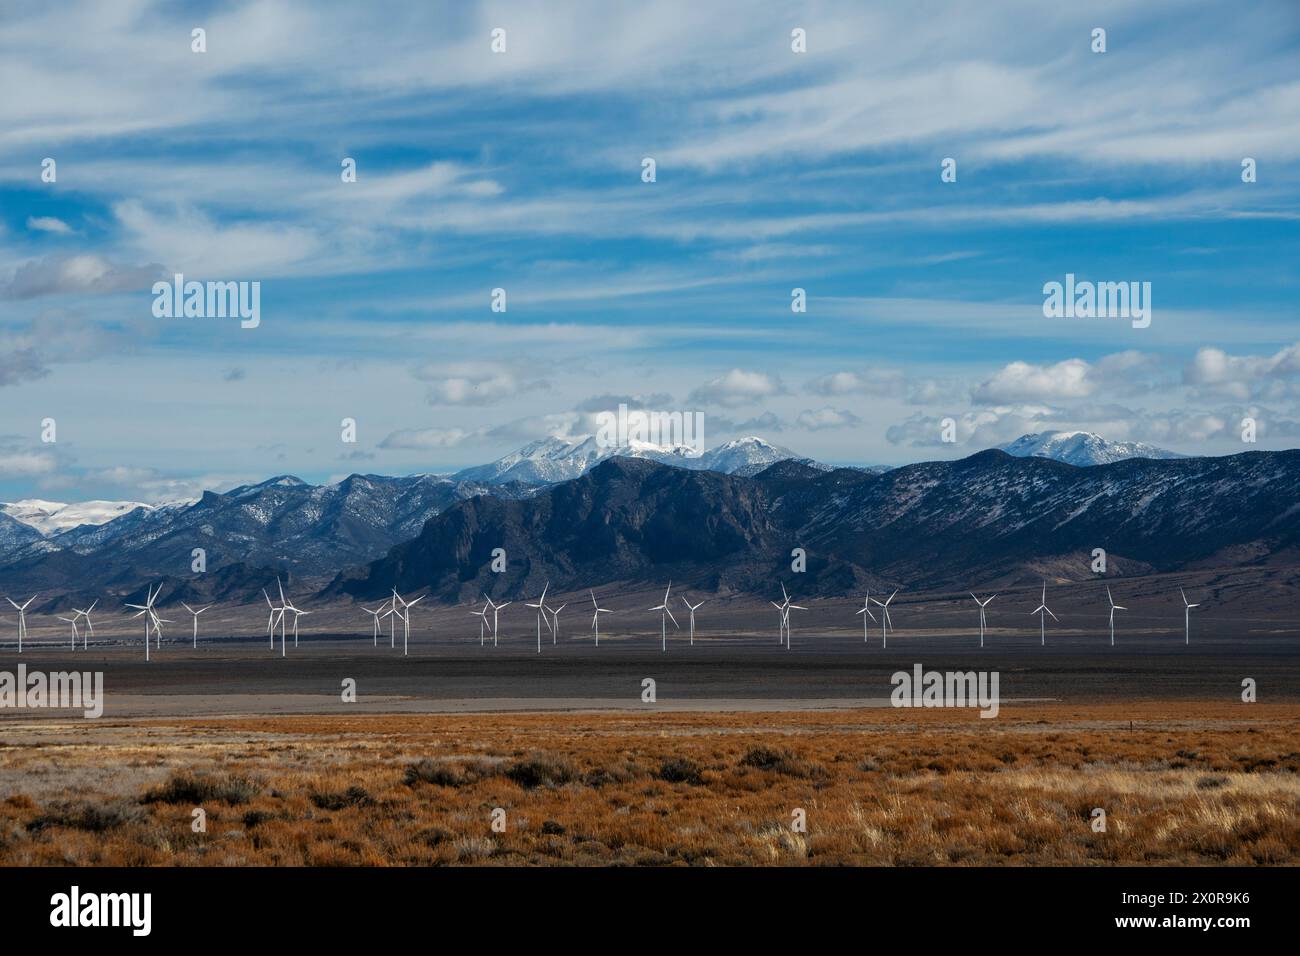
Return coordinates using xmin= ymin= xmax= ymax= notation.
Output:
xmin=1000 ymin=431 xmax=1184 ymax=466
xmin=0 ymin=498 xmax=153 ymax=536
xmin=452 ymin=434 xmax=805 ymax=485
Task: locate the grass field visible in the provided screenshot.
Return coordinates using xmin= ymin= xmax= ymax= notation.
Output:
xmin=1 ymin=702 xmax=1297 ymax=866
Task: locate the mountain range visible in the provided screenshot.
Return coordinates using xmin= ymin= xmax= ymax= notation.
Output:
xmin=1001 ymin=431 xmax=1183 ymax=466
xmin=332 ymin=447 xmax=1300 ymax=603
xmin=0 ymin=431 xmax=1267 ymax=606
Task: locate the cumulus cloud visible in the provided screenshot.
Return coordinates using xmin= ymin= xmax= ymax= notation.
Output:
xmin=688 ymin=368 xmax=785 ymax=407
xmin=972 ymin=352 xmax=1163 ymax=405
xmin=797 ymin=407 xmax=863 ymax=431
xmin=1183 ymin=342 xmax=1300 ymax=400
xmin=3 ymin=254 xmax=163 ymax=299
xmin=414 ymin=362 xmax=548 ymax=407
xmin=804 ymin=368 xmax=903 ymax=397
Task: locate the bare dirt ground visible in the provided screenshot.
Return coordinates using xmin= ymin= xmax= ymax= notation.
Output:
xmin=1 ymin=701 xmax=1296 ymax=866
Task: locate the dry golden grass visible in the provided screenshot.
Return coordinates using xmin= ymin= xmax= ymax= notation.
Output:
xmin=0 ymin=701 xmax=1296 ymax=866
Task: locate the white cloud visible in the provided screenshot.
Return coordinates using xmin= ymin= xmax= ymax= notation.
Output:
xmin=688 ymin=368 xmax=785 ymax=407
xmin=1183 ymin=342 xmax=1300 ymax=400
xmin=797 ymin=407 xmax=862 ymax=431
xmin=26 ymin=216 xmax=72 ymax=234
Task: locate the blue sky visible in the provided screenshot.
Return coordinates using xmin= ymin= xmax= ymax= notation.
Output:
xmin=1 ymin=0 xmax=1299 ymax=502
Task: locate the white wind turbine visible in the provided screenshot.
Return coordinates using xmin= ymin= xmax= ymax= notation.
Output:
xmin=1030 ymin=581 xmax=1057 ymax=646
xmin=284 ymin=594 xmax=310 ymax=648
xmin=390 ymin=589 xmax=423 ymax=656
xmin=781 ymin=590 xmax=807 ymax=650
xmin=360 ymin=600 xmax=388 ymax=647
xmin=485 ymin=597 xmax=510 ymax=647
xmin=681 ymin=595 xmax=704 ymax=645
xmin=57 ymin=614 xmax=80 ymax=649
xmin=7 ymin=595 xmax=37 ymax=653
xmin=649 ymin=582 xmax=679 ymax=652
xmin=181 ymin=602 xmax=211 ymax=648
xmin=471 ymin=602 xmax=491 ymax=646
xmin=1106 ymin=586 xmax=1127 ymax=647
xmin=1180 ymin=588 xmax=1200 ymax=645
xmin=871 ymin=589 xmax=898 ymax=648
xmin=124 ymin=584 xmax=165 ymax=661
xmin=71 ymin=599 xmax=97 ymax=650
xmin=526 ymin=582 xmax=552 ymax=654
xmin=263 ymin=588 xmax=285 ymax=651
xmin=855 ymin=591 xmax=877 ymax=643
xmin=971 ymin=592 xmax=996 ymax=648
xmin=770 ymin=583 xmax=792 ymax=645
xmin=549 ymin=602 xmax=567 ymax=644
xmin=590 ymin=589 xmax=612 ymax=646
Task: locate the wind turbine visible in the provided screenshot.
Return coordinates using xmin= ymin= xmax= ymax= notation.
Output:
xmin=649 ymin=582 xmax=679 ymax=652
xmin=782 ymin=592 xmax=807 ymax=650
xmin=58 ymin=614 xmax=80 ymax=649
xmin=7 ymin=595 xmax=36 ymax=653
xmin=971 ymin=592 xmax=996 ymax=648
xmin=284 ymin=595 xmax=310 ymax=648
xmin=590 ymin=589 xmax=612 ymax=646
xmin=1106 ymin=586 xmax=1127 ymax=647
xmin=71 ymin=599 xmax=97 ymax=650
xmin=1180 ymin=588 xmax=1200 ymax=645
xmin=485 ymin=597 xmax=510 ymax=647
xmin=181 ymin=602 xmax=211 ymax=648
xmin=771 ymin=583 xmax=792 ymax=645
xmin=549 ymin=602 xmax=567 ymax=644
xmin=360 ymin=600 xmax=388 ymax=646
xmin=1030 ymin=581 xmax=1057 ymax=646
xmin=390 ymin=589 xmax=423 ymax=656
xmin=263 ymin=588 xmax=285 ymax=650
xmin=681 ymin=595 xmax=704 ymax=645
xmin=855 ymin=591 xmax=877 ymax=643
xmin=124 ymin=584 xmax=165 ymax=662
xmin=471 ymin=602 xmax=491 ymax=646
xmin=871 ymin=589 xmax=898 ymax=648
xmin=526 ymin=582 xmax=552 ymax=654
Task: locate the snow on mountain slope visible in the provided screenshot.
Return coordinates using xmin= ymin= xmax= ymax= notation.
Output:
xmin=1000 ymin=431 xmax=1184 ymax=466
xmin=453 ymin=435 xmax=806 ymax=484
xmin=0 ymin=499 xmax=153 ymax=536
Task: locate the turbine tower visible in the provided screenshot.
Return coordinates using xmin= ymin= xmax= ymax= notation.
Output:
xmin=971 ymin=592 xmax=996 ymax=648
xmin=360 ymin=600 xmax=388 ymax=646
xmin=1180 ymin=588 xmax=1200 ymax=645
xmin=781 ymin=591 xmax=807 ymax=650
xmin=71 ymin=599 xmax=97 ymax=650
xmin=7 ymin=595 xmax=37 ymax=653
xmin=590 ymin=589 xmax=612 ymax=646
xmin=1106 ymin=586 xmax=1127 ymax=647
xmin=472 ymin=602 xmax=491 ymax=646
xmin=681 ymin=595 xmax=704 ymax=645
xmin=284 ymin=594 xmax=310 ymax=648
xmin=649 ymin=582 xmax=679 ymax=652
xmin=485 ymin=597 xmax=510 ymax=647
xmin=549 ymin=602 xmax=567 ymax=644
xmin=771 ymin=584 xmax=792 ymax=645
xmin=58 ymin=614 xmax=80 ymax=649
xmin=181 ymin=602 xmax=211 ymax=649
xmin=855 ymin=591 xmax=877 ymax=643
xmin=263 ymin=587 xmax=285 ymax=651
xmin=1030 ymin=581 xmax=1057 ymax=646
xmin=390 ymin=589 xmax=423 ymax=656
xmin=870 ymin=589 xmax=898 ymax=648
xmin=124 ymin=584 xmax=165 ymax=662
xmin=526 ymin=582 xmax=552 ymax=654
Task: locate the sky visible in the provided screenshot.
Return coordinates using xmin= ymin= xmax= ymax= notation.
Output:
xmin=1 ymin=0 xmax=1298 ymax=503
